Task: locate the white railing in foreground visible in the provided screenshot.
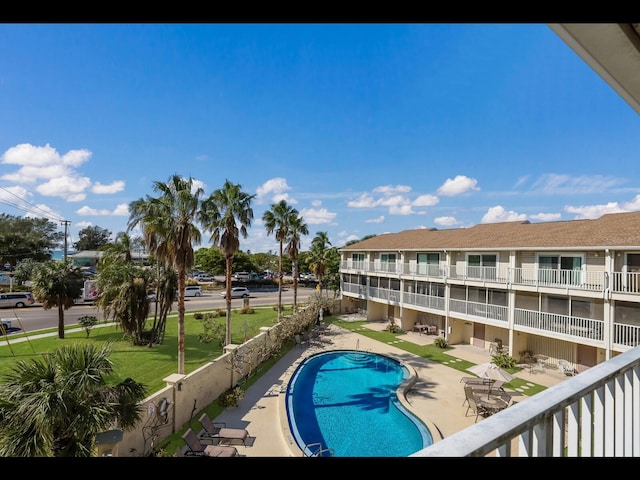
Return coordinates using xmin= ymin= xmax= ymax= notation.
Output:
xmin=412 ymin=345 xmax=640 ymax=457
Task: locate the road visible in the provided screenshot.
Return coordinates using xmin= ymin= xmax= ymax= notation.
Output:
xmin=0 ymin=286 xmax=319 ymax=335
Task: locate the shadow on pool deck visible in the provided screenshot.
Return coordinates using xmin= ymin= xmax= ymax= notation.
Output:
xmin=209 ymin=322 xmax=567 ymax=457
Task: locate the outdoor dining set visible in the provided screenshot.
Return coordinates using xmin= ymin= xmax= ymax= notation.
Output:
xmin=461 ymin=362 xmax=516 ymax=422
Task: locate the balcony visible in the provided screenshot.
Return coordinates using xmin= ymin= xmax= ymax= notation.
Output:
xmin=339 ymin=261 xmax=631 ymax=294
xmin=341 ymin=282 xmax=640 ymax=350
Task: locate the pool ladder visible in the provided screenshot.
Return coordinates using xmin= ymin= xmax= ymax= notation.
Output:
xmin=303 ymin=442 xmax=334 ymax=457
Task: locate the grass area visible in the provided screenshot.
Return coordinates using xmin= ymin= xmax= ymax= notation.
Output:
xmin=0 ymin=305 xmax=294 ymax=393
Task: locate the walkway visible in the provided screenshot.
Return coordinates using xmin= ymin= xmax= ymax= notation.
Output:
xmin=211 ymin=319 xmax=568 ymax=457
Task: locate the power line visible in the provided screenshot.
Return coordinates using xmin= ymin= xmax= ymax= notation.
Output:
xmin=0 ymin=185 xmax=67 ymax=223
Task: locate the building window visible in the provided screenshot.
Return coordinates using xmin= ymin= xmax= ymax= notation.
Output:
xmin=467 ymin=254 xmax=497 ymax=280
xmin=417 ymin=253 xmax=439 ymax=275
xmin=538 ymin=255 xmax=582 ymax=285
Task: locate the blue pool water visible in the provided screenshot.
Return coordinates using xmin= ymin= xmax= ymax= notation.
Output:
xmin=286 ymin=350 xmax=432 ymax=457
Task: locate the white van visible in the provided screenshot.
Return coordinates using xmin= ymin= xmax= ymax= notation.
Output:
xmin=0 ymin=292 xmax=35 ymax=308
xmin=233 ymin=272 xmax=251 ymax=281
xmin=184 ymin=286 xmax=202 ymax=297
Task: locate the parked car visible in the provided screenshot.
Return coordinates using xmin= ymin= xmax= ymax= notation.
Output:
xmin=196 ymin=274 xmax=215 ymax=282
xmin=220 ymin=286 xmax=250 ymax=299
xmin=0 ymin=292 xmax=35 ymax=308
xmin=233 ymin=272 xmax=251 ymax=281
xmin=184 ymin=286 xmax=202 ymax=297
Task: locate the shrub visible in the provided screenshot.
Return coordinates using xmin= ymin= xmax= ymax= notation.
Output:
xmin=77 ymin=315 xmax=98 ymax=338
xmin=193 ymin=312 xmax=204 ymax=320
xmin=218 ymin=386 xmax=245 ymax=407
xmin=491 ymin=352 xmax=518 ymax=369
xmin=433 ymin=336 xmax=448 ymax=348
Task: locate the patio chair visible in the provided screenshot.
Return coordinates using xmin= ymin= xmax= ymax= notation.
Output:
xmin=469 ymin=380 xmax=505 ymax=393
xmin=464 ymin=390 xmax=489 ymax=422
xmin=182 ymin=428 xmax=240 ymax=457
xmin=198 ymin=412 xmax=250 ymax=446
xmin=558 ymin=359 xmax=577 ymax=376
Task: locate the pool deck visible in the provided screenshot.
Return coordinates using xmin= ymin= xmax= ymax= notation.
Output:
xmin=211 ymin=318 xmax=568 ymax=457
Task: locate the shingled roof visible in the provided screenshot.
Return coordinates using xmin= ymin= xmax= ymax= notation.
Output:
xmin=340 ymin=211 xmax=640 ymax=251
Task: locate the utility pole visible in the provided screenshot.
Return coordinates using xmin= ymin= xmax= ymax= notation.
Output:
xmin=61 ymin=220 xmax=70 ymax=261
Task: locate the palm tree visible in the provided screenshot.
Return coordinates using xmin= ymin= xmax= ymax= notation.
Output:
xmin=127 ymin=174 xmax=206 ymax=374
xmin=308 ymin=231 xmax=332 ymax=293
xmin=0 ymin=342 xmax=146 ymax=457
xmin=284 ymin=212 xmax=308 ymax=312
xmin=30 ymin=259 xmax=84 ymax=339
xmin=202 ymin=179 xmax=255 ymax=346
xmin=262 ymin=200 xmax=296 ymax=320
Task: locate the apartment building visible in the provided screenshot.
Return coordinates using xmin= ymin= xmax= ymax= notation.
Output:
xmin=339 ymin=211 xmax=640 ymax=374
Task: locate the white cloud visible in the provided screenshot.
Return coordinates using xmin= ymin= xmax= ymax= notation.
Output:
xmin=92 ymin=180 xmax=125 ymax=194
xmin=564 ymin=202 xmax=626 ymax=219
xmin=347 ymin=193 xmax=377 ymax=208
xmin=436 ymin=175 xmax=479 ymax=196
xmin=530 ymin=173 xmax=625 ymax=194
xmin=481 ymin=205 xmax=528 ymax=223
xmin=389 ymin=204 xmax=415 ymax=215
xmin=530 ymin=212 xmax=562 ymax=221
xmin=112 ymin=203 xmax=130 ymax=216
xmin=255 ymin=177 xmax=293 ymax=204
xmin=76 ymin=204 xmax=129 ymax=216
xmin=372 ymin=184 xmax=412 ymax=195
xmin=36 ymin=175 xmax=92 ymax=201
xmin=1 ymin=143 xmax=91 ymax=183
xmin=434 ymin=216 xmax=458 ymax=227
xmin=365 ymin=216 xmax=384 ymax=224
xmin=299 ymin=207 xmax=337 ymax=225
xmin=311 ymin=200 xmax=322 ymax=207
xmin=412 ymin=194 xmax=439 ymax=206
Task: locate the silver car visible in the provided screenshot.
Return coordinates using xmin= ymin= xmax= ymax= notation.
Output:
xmin=220 ymin=287 xmax=250 ymax=299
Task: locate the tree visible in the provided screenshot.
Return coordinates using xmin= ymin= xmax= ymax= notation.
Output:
xmin=284 ymin=212 xmax=309 ymax=312
xmin=0 ymin=214 xmax=63 ymax=268
xmin=202 ymin=179 xmax=255 ymax=346
xmin=95 ymin=262 xmax=152 ymax=345
xmin=308 ymin=231 xmax=332 ymax=295
xmin=263 ymin=200 xmax=296 ymax=320
xmin=128 ymin=174 xmax=207 ymax=374
xmin=73 ymin=225 xmax=112 ymax=251
xmin=30 ymin=260 xmax=83 ymax=339
xmin=0 ymin=342 xmax=146 ymax=457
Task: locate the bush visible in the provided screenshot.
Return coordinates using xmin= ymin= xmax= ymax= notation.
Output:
xmin=433 ymin=337 xmax=448 ymax=348
xmin=193 ymin=312 xmax=204 ymax=320
xmin=491 ymin=352 xmax=518 ymax=369
xmin=218 ymin=386 xmax=245 ymax=407
xmin=77 ymin=315 xmax=98 ymax=338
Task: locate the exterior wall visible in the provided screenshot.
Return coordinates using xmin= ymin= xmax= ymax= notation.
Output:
xmin=114 ymin=326 xmax=281 ymax=457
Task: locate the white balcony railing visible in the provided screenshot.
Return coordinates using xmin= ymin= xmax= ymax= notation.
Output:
xmin=339 ymin=261 xmax=622 ymax=293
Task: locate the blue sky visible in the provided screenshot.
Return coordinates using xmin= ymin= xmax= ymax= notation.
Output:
xmin=1 ymin=23 xmax=639 ymax=254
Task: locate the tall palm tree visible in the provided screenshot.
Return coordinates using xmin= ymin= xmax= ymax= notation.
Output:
xmin=30 ymin=259 xmax=84 ymax=339
xmin=284 ymin=212 xmax=308 ymax=312
xmin=202 ymin=179 xmax=255 ymax=346
xmin=262 ymin=200 xmax=296 ymax=321
xmin=0 ymin=342 xmax=146 ymax=457
xmin=309 ymin=231 xmax=332 ymax=295
xmin=127 ymin=174 xmax=206 ymax=374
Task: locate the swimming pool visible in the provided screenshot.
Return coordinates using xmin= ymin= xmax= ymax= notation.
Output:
xmin=285 ymin=350 xmax=433 ymax=457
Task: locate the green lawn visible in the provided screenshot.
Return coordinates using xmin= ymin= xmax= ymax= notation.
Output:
xmin=0 ymin=305 xmax=290 ymax=393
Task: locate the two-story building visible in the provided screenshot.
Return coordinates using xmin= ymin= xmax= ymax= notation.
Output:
xmin=339 ymin=211 xmax=640 ymax=374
